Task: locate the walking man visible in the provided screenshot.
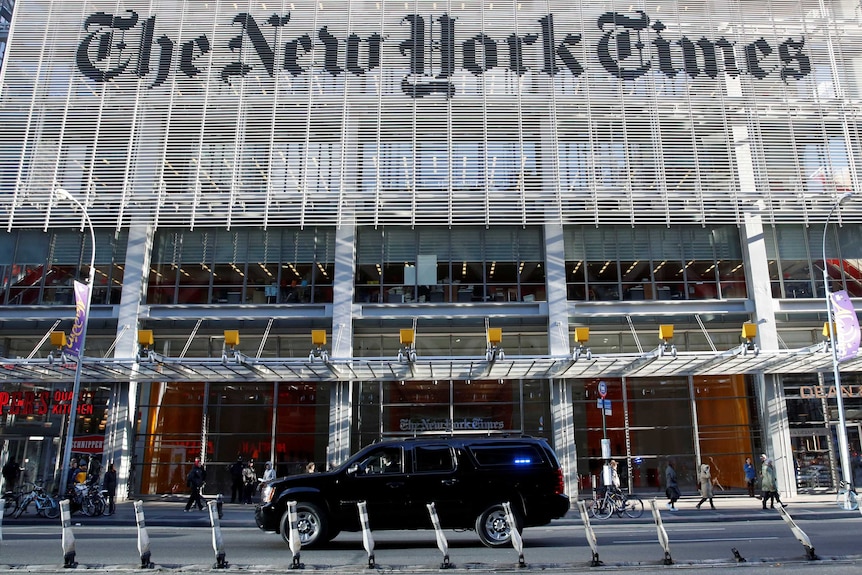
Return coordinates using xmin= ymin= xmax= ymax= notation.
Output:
xmin=102 ymin=462 xmax=118 ymax=515
xmin=184 ymin=458 xmax=207 ymax=512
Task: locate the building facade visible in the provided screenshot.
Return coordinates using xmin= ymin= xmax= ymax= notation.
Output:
xmin=3 ymin=0 xmax=862 ymax=501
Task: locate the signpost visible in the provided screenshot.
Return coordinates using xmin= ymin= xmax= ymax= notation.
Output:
xmin=598 ymin=381 xmax=612 ymax=488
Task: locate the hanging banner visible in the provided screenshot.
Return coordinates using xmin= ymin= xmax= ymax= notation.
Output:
xmin=831 ymin=290 xmax=861 ymax=362
xmin=65 ymin=280 xmax=90 ymax=357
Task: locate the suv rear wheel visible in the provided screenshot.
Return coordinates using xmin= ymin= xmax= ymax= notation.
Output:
xmin=280 ymin=502 xmax=328 ymax=548
xmin=475 ymin=503 xmax=523 ymax=548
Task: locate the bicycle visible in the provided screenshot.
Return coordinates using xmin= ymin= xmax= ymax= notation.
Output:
xmin=836 ymin=480 xmax=859 ymax=511
xmin=12 ymin=483 xmax=60 ymax=519
xmin=3 ymin=486 xmax=25 ymax=518
xmin=586 ymin=487 xmax=644 ymax=519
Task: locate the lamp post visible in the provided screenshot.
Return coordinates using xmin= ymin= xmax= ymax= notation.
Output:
xmin=821 ymin=191 xmax=854 ymax=509
xmin=56 ymin=188 xmax=96 ymax=496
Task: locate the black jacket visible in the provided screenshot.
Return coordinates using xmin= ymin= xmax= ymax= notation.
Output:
xmin=187 ymin=465 xmax=206 ymax=488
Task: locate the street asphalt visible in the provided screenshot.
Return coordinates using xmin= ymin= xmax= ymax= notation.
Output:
xmin=2 ymin=489 xmax=860 ymax=573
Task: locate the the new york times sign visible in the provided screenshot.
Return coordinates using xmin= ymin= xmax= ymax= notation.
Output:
xmin=76 ymin=10 xmax=811 ymax=97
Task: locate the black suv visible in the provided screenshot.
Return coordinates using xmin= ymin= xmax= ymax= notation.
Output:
xmin=255 ymin=436 xmax=569 ymax=548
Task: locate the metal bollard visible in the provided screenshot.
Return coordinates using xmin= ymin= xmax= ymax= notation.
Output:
xmin=777 ymin=505 xmax=818 ymax=560
xmin=357 ymin=501 xmax=376 ymax=568
xmin=216 ymin=494 xmax=224 ymax=519
xmin=576 ymin=500 xmax=603 ymax=567
xmin=59 ymin=499 xmax=78 ymax=568
xmin=648 ymin=499 xmax=673 ymax=565
xmin=0 ymin=500 xmax=4 ymax=547
xmin=426 ymin=502 xmax=453 ymax=569
xmin=134 ymin=500 xmax=154 ymax=568
xmin=208 ymin=499 xmax=229 ymax=568
xmin=502 ymin=502 xmax=526 ymax=568
xmin=285 ymin=501 xmax=304 ymax=569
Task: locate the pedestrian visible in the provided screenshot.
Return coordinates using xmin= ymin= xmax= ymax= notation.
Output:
xmin=2 ymin=456 xmax=20 ymax=492
xmin=242 ymin=459 xmax=257 ymax=504
xmin=664 ymin=460 xmax=680 ymax=511
xmin=229 ymin=455 xmax=244 ymax=503
xmin=760 ymin=455 xmax=784 ymax=509
xmin=606 ymin=460 xmax=621 ymax=493
xmin=306 ymin=461 xmax=316 ymax=474
xmin=184 ymin=458 xmax=207 ymax=512
xmin=102 ymin=462 xmax=117 ymax=515
xmin=744 ymin=457 xmax=757 ymax=497
xmin=261 ymin=461 xmax=276 ymax=483
xmin=695 ymin=462 xmax=716 ymax=509
xmin=75 ymin=459 xmax=89 ymax=485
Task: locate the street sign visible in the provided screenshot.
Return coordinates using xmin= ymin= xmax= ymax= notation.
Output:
xmin=596 ymin=398 xmax=612 ymax=415
xmin=598 ymin=381 xmax=607 ymax=398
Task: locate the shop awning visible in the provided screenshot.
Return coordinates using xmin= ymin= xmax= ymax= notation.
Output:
xmin=2 ymin=343 xmax=860 ymax=384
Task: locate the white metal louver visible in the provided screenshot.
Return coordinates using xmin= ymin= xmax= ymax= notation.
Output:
xmin=2 ymin=1 xmax=862 ymax=229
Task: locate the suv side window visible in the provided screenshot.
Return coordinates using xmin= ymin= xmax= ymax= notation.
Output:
xmin=413 ymin=444 xmax=455 ymax=473
xmin=468 ymin=444 xmax=545 ymax=467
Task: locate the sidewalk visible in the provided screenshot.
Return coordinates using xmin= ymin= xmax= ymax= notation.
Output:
xmin=7 ymin=490 xmax=854 ymax=528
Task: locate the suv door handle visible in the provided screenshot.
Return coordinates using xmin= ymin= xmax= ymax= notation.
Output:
xmin=441 ymin=479 xmax=459 ymax=486
xmin=386 ymin=482 xmax=405 ymax=489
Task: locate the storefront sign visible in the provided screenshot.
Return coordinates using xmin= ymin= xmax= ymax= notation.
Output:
xmin=399 ymin=418 xmax=505 ymax=432
xmin=72 ymin=434 xmax=105 ymax=454
xmin=75 ymin=9 xmax=811 ymax=95
xmin=0 ymin=390 xmax=95 ymax=416
xmin=798 ymin=385 xmax=862 ymax=399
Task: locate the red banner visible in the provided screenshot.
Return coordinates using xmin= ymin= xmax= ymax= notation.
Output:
xmin=71 ymin=434 xmax=104 ymax=455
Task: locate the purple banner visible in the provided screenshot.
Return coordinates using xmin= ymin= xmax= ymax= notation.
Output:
xmin=831 ymin=290 xmax=861 ymax=362
xmin=65 ymin=281 xmax=90 ymax=358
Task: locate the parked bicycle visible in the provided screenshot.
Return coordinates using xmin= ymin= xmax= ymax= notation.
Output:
xmin=586 ymin=486 xmax=644 ymax=519
xmin=67 ymin=480 xmax=107 ymax=516
xmin=12 ymin=483 xmax=60 ymax=519
xmin=3 ymin=485 xmax=25 ymax=518
xmin=836 ymin=480 xmax=859 ymax=511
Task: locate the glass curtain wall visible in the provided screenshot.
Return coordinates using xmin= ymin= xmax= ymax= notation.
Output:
xmin=573 ymin=375 xmax=760 ymax=495
xmin=353 ymin=379 xmax=551 ymax=452
xmin=135 ymin=381 xmax=329 ymax=495
xmin=147 ymin=228 xmax=335 ymax=304
xmin=355 ymin=226 xmax=545 ymax=304
xmin=765 ymin=224 xmax=862 ymax=299
xmin=563 ymin=225 xmax=746 ymax=301
xmin=0 ymin=229 xmax=127 ymax=306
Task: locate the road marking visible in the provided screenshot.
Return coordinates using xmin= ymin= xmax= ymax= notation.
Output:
xmin=613 ymin=536 xmax=780 ymax=544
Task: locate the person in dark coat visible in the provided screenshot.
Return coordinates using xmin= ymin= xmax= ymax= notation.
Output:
xmin=229 ymin=456 xmax=244 ymax=503
xmin=664 ymin=460 xmax=680 ymax=511
xmin=184 ymin=458 xmax=207 ymax=512
xmin=102 ymin=462 xmax=118 ymax=515
xmin=2 ymin=457 xmax=20 ymax=492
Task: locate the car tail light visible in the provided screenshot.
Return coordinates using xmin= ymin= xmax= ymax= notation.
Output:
xmin=554 ymin=468 xmax=565 ymax=495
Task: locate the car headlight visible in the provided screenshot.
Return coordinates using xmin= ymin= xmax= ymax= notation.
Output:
xmin=261 ymin=484 xmax=274 ymax=504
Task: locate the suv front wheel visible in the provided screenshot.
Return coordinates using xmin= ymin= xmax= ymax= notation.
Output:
xmin=475 ymin=503 xmax=523 ymax=548
xmin=280 ymin=502 xmax=328 ymax=547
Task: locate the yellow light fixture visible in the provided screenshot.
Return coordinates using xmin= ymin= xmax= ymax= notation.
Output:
xmin=659 ymin=324 xmax=674 ymax=341
xmin=138 ymin=329 xmax=154 ymax=347
xmin=575 ymin=327 xmax=590 ymax=344
xmin=741 ymin=323 xmax=757 ymax=340
xmin=487 ymin=327 xmax=502 ymax=345
xmin=311 ymin=329 xmax=327 ymax=346
xmin=400 ymin=328 xmax=415 ymax=345
xmin=224 ymin=330 xmax=240 ymax=347
xmin=50 ymin=331 xmax=67 ymax=348
xmin=823 ymin=321 xmax=836 ymax=339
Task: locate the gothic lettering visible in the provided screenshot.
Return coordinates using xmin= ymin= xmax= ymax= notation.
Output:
xmin=74 ymin=10 xmax=811 ymax=97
